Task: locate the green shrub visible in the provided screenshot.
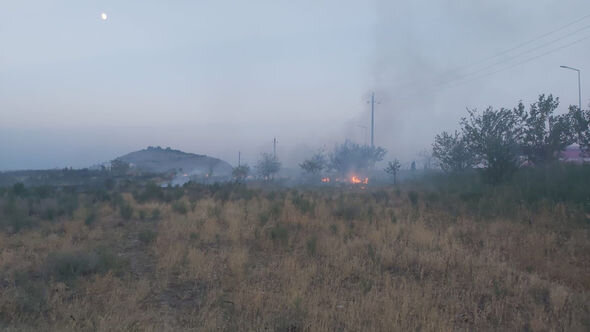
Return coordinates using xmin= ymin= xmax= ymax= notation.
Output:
xmin=270 ymin=224 xmax=289 ymax=246
xmin=390 ymin=211 xmax=397 ymax=223
xmin=1 ymin=198 xmax=35 ymax=232
xmin=408 ymin=191 xmax=419 ymax=206
xmin=151 ymin=208 xmax=161 ymax=220
xmin=84 ymin=209 xmax=97 ymax=226
xmin=172 ymin=200 xmax=188 ymax=215
xmin=306 ymin=236 xmax=317 ymax=256
xmin=44 ymin=248 xmax=126 ymax=282
xmin=138 ymin=229 xmax=157 ymax=244
xmin=135 ymin=182 xmax=165 ymax=203
xmin=57 ymin=193 xmax=78 ymax=217
xmin=330 ymin=224 xmax=338 ymax=235
xmin=269 ymin=201 xmax=283 ymax=218
xmin=120 ymin=204 xmax=133 ymax=220
xmin=372 ymin=190 xmax=390 ymax=204
xmin=258 ymin=211 xmax=270 ymax=226
xmin=292 ymin=194 xmax=315 ymax=216
xmin=12 ymin=183 xmax=27 ymax=197
xmin=332 ymin=203 xmax=361 ymax=221
xmin=11 ymin=272 xmax=48 ymax=315
xmin=41 ymin=207 xmax=56 ymax=221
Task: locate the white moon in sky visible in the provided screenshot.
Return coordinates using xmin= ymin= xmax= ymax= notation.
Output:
xmin=101 ymin=12 xmax=108 ymax=21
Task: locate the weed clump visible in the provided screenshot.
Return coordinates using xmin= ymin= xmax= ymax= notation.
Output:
xmin=172 ymin=200 xmax=188 ymax=215
xmin=138 ymin=229 xmax=157 ymax=244
xmin=306 ymin=236 xmax=317 ymax=256
xmin=151 ymin=208 xmax=161 ymax=220
xmin=120 ymin=203 xmax=134 ymax=220
xmin=332 ymin=203 xmax=361 ymax=221
xmin=269 ymin=224 xmax=289 ymax=246
xmin=408 ymin=191 xmax=419 ymax=206
xmin=291 ymin=194 xmax=315 ymax=216
xmin=44 ymin=248 xmax=127 ymax=282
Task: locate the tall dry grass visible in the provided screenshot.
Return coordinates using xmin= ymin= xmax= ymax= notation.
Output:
xmin=0 ymin=186 xmax=589 ymax=331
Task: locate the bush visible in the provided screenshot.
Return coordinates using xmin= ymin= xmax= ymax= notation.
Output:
xmin=12 ymin=183 xmax=27 ymax=197
xmin=151 ymin=208 xmax=161 ymax=220
xmin=135 ymin=182 xmax=165 ymax=203
xmin=44 ymin=248 xmax=126 ymax=282
xmin=291 ymin=194 xmax=315 ymax=216
xmin=306 ymin=236 xmax=317 ymax=256
xmin=120 ymin=204 xmax=133 ymax=220
xmin=138 ymin=229 xmax=157 ymax=245
xmin=269 ymin=201 xmax=283 ymax=218
xmin=172 ymin=200 xmax=188 ymax=215
xmin=332 ymin=203 xmax=361 ymax=221
xmin=57 ymin=193 xmax=78 ymax=217
xmin=270 ymin=224 xmax=289 ymax=246
xmin=84 ymin=209 xmax=97 ymax=226
xmin=10 ymin=272 xmax=48 ymax=315
xmin=258 ymin=211 xmax=270 ymax=226
xmin=408 ymin=191 xmax=419 ymax=206
xmin=41 ymin=205 xmax=57 ymax=221
xmin=1 ymin=198 xmax=35 ymax=232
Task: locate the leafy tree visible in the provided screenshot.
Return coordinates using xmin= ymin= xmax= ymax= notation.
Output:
xmin=384 ymin=159 xmax=401 ymax=184
xmin=329 ymin=140 xmax=386 ymax=175
xmin=432 ymin=131 xmax=475 ymax=173
xmin=461 ymin=107 xmax=523 ymax=183
xmin=518 ymin=94 xmax=573 ymax=164
xmin=110 ymin=159 xmax=130 ymax=176
xmin=256 ymin=153 xmax=281 ymax=180
xmin=568 ymin=105 xmax=590 ymax=154
xmin=299 ymin=152 xmax=327 ymax=176
xmin=232 ymin=164 xmax=250 ymax=182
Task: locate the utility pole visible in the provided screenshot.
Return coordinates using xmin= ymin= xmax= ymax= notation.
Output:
xmin=560 ymin=65 xmax=582 ymax=111
xmin=273 ymin=137 xmax=277 ymax=158
xmin=371 ymin=93 xmax=375 ymax=148
xmin=238 ymin=151 xmax=241 ymax=167
xmin=367 ymin=92 xmax=380 ymax=148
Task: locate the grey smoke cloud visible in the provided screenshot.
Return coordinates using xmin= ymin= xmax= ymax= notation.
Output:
xmin=1 ymin=0 xmax=589 ymax=170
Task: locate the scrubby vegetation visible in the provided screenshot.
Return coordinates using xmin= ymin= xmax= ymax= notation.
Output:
xmin=0 ymin=170 xmax=589 ymax=331
xmin=433 ymin=94 xmax=590 ymax=183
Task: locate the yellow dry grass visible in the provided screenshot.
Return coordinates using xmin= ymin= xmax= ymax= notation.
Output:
xmin=0 ymin=187 xmax=589 ymax=331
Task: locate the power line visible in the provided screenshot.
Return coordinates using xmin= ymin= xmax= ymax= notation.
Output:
xmin=393 ymin=33 xmax=590 ymax=102
xmin=447 ymin=33 xmax=590 ymax=89
xmin=442 ymin=13 xmax=590 ymax=74
xmin=434 ymin=23 xmax=590 ymax=86
xmin=392 ymin=13 xmax=590 ymax=93
xmin=397 ymin=33 xmax=590 ymax=99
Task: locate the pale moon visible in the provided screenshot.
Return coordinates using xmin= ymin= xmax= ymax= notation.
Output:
xmin=100 ymin=12 xmax=108 ymax=21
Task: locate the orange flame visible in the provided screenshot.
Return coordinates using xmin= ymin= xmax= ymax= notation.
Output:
xmin=350 ymin=176 xmax=368 ymax=184
xmin=321 ymin=177 xmax=330 ymax=183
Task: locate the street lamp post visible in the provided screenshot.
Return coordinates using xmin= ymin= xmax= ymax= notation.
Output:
xmin=560 ymin=65 xmax=582 ymax=110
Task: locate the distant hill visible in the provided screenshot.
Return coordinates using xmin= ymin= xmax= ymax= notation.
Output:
xmin=116 ymin=146 xmax=233 ymax=177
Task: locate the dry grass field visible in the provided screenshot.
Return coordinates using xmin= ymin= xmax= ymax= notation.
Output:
xmin=1 ymin=183 xmax=589 ymax=331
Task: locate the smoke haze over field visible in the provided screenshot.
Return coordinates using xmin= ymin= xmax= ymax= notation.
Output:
xmin=1 ymin=0 xmax=590 ymax=170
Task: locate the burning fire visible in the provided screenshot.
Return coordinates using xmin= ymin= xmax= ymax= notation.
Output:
xmin=350 ymin=175 xmax=369 ymax=184
xmin=319 ymin=175 xmax=368 ymax=185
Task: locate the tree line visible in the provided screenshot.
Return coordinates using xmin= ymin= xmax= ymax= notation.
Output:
xmin=433 ymin=94 xmax=590 ymax=183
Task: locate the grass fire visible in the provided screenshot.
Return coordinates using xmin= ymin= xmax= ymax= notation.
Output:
xmin=3 ymin=2 xmax=590 ymax=331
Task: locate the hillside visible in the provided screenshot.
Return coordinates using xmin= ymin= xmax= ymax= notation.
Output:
xmin=117 ymin=146 xmax=233 ymax=176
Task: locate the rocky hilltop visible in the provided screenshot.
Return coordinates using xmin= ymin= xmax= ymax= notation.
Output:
xmin=116 ymin=146 xmax=232 ymax=177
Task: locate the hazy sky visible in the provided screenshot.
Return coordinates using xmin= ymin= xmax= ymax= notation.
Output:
xmin=2 ymin=0 xmax=590 ymax=170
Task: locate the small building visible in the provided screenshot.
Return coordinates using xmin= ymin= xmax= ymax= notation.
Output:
xmin=560 ymin=144 xmax=590 ymax=164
